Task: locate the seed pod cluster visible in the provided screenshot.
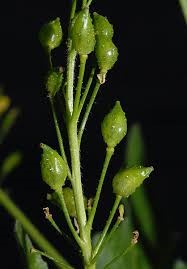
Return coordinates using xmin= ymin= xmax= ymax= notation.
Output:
xmin=40 ymin=143 xmax=67 ymax=191
xmin=112 ymin=166 xmax=154 ymax=198
xmin=101 ymin=101 xmax=127 ymax=149
xmin=93 ymin=13 xmax=118 ymax=79
xmin=71 ymin=8 xmax=95 ymax=55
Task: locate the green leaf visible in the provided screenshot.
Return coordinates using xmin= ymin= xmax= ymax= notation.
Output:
xmin=124 ymin=123 xmax=157 ymax=246
xmin=173 ymin=260 xmax=187 ymax=269
xmin=0 ymin=107 xmax=20 ymax=143
xmin=14 ymin=220 xmax=49 ymax=269
xmin=179 ymin=0 xmax=187 ymax=24
xmin=0 ymin=151 xmax=22 ymax=182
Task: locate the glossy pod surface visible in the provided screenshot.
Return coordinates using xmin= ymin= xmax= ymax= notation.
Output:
xmin=71 ymin=8 xmax=95 ymax=55
xmin=39 ymin=17 xmax=62 ymax=51
xmin=93 ymin=12 xmax=114 ymax=39
xmin=101 ymin=101 xmax=127 ymax=148
xmin=46 ymin=68 xmax=63 ymax=97
xmin=112 ymin=166 xmax=154 ymax=198
xmin=40 ymin=143 xmax=67 ymax=191
xmin=95 ymin=37 xmax=118 ymax=73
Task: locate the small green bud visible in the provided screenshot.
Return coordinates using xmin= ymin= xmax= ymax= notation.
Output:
xmin=39 ymin=18 xmax=62 ymax=51
xmin=46 ymin=67 xmax=63 ymax=97
xmin=40 ymin=143 xmax=67 ymax=191
xmin=71 ymin=8 xmax=95 ymax=55
xmin=93 ymin=12 xmax=114 ymax=39
xmin=47 ymin=187 xmax=87 ymax=217
xmin=95 ymin=37 xmax=118 ymax=74
xmin=112 ymin=166 xmax=154 ymax=198
xmin=101 ymin=101 xmax=127 ymax=148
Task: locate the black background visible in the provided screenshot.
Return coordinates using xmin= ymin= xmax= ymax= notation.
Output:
xmin=0 ymin=0 xmax=186 ymax=268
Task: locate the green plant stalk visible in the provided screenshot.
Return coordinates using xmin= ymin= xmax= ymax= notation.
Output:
xmin=78 ymin=80 xmax=101 ymax=144
xmin=56 ymin=190 xmax=83 ymax=246
xmin=92 ymin=195 xmax=122 ymax=259
xmin=82 ymin=0 xmax=87 ymax=9
xmin=0 ymin=189 xmax=73 ymax=269
xmin=50 ymin=97 xmax=72 ymax=180
xmin=68 ymin=120 xmax=93 ymax=264
xmin=86 ymin=0 xmax=93 ymax=7
xmin=87 ymin=147 xmax=114 ymax=230
xmin=66 ymin=49 xmax=77 ymax=116
xmin=77 ymin=67 xmax=96 ymax=119
xmin=73 ymin=54 xmax=88 ymax=115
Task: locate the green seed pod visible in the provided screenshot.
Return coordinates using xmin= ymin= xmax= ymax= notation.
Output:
xmin=40 ymin=143 xmax=67 ymax=191
xmin=39 ymin=17 xmax=62 ymax=51
xmin=71 ymin=8 xmax=95 ymax=55
xmin=93 ymin=12 xmax=114 ymax=39
xmin=47 ymin=187 xmax=87 ymax=217
xmin=112 ymin=166 xmax=154 ymax=198
xmin=95 ymin=37 xmax=118 ymax=73
xmin=46 ymin=67 xmax=63 ymax=97
xmin=101 ymin=101 xmax=127 ymax=148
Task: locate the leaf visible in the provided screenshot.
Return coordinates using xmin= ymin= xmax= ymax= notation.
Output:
xmin=0 ymin=107 xmax=20 ymax=143
xmin=179 ymin=0 xmax=187 ymax=24
xmin=14 ymin=220 xmax=49 ymax=269
xmin=0 ymin=151 xmax=22 ymax=182
xmin=124 ymin=123 xmax=157 ymax=246
xmin=173 ymin=260 xmax=187 ymax=269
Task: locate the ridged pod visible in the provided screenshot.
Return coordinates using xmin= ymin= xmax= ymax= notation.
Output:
xmin=101 ymin=101 xmax=127 ymax=148
xmin=39 ymin=17 xmax=62 ymax=51
xmin=112 ymin=166 xmax=154 ymax=198
xmin=95 ymin=37 xmax=118 ymax=74
xmin=71 ymin=8 xmax=95 ymax=55
xmin=93 ymin=12 xmax=114 ymax=39
xmin=40 ymin=143 xmax=67 ymax=191
xmin=46 ymin=67 xmax=63 ymax=97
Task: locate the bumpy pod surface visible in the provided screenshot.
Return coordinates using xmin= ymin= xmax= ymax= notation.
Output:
xmin=112 ymin=166 xmax=154 ymax=198
xmin=71 ymin=8 xmax=95 ymax=55
xmin=93 ymin=12 xmax=114 ymax=39
xmin=101 ymin=101 xmax=127 ymax=148
xmin=46 ymin=67 xmax=63 ymax=97
xmin=39 ymin=18 xmax=62 ymax=51
xmin=40 ymin=143 xmax=67 ymax=191
xmin=95 ymin=37 xmax=118 ymax=73
xmin=47 ymin=187 xmax=87 ymax=217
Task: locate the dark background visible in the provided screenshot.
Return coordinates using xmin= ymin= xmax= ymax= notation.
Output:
xmin=0 ymin=0 xmax=186 ymax=268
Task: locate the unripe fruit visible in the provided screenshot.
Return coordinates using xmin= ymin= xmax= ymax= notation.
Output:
xmin=93 ymin=12 xmax=114 ymax=39
xmin=40 ymin=143 xmax=67 ymax=191
xmin=95 ymin=37 xmax=118 ymax=73
xmin=39 ymin=18 xmax=62 ymax=51
xmin=46 ymin=67 xmax=63 ymax=97
xmin=112 ymin=166 xmax=154 ymax=198
xmin=71 ymin=8 xmax=95 ymax=55
xmin=101 ymin=101 xmax=127 ymax=148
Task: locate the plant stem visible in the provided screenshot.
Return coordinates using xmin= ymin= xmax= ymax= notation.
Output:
xmin=78 ymin=81 xmax=101 ymax=144
xmin=86 ymin=0 xmax=93 ymax=7
xmin=66 ymin=49 xmax=76 ymax=116
xmin=82 ymin=0 xmax=87 ymax=8
xmin=77 ymin=67 xmax=95 ymax=120
xmin=92 ymin=195 xmax=122 ymax=259
xmin=56 ymin=190 xmax=83 ymax=247
xmin=73 ymin=55 xmax=88 ymax=115
xmin=0 ymin=189 xmax=73 ymax=269
xmin=49 ymin=97 xmax=72 ymax=180
xmin=87 ymin=147 xmax=114 ymax=230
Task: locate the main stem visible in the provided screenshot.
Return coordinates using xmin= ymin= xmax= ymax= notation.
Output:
xmin=68 ymin=119 xmax=92 ymax=265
